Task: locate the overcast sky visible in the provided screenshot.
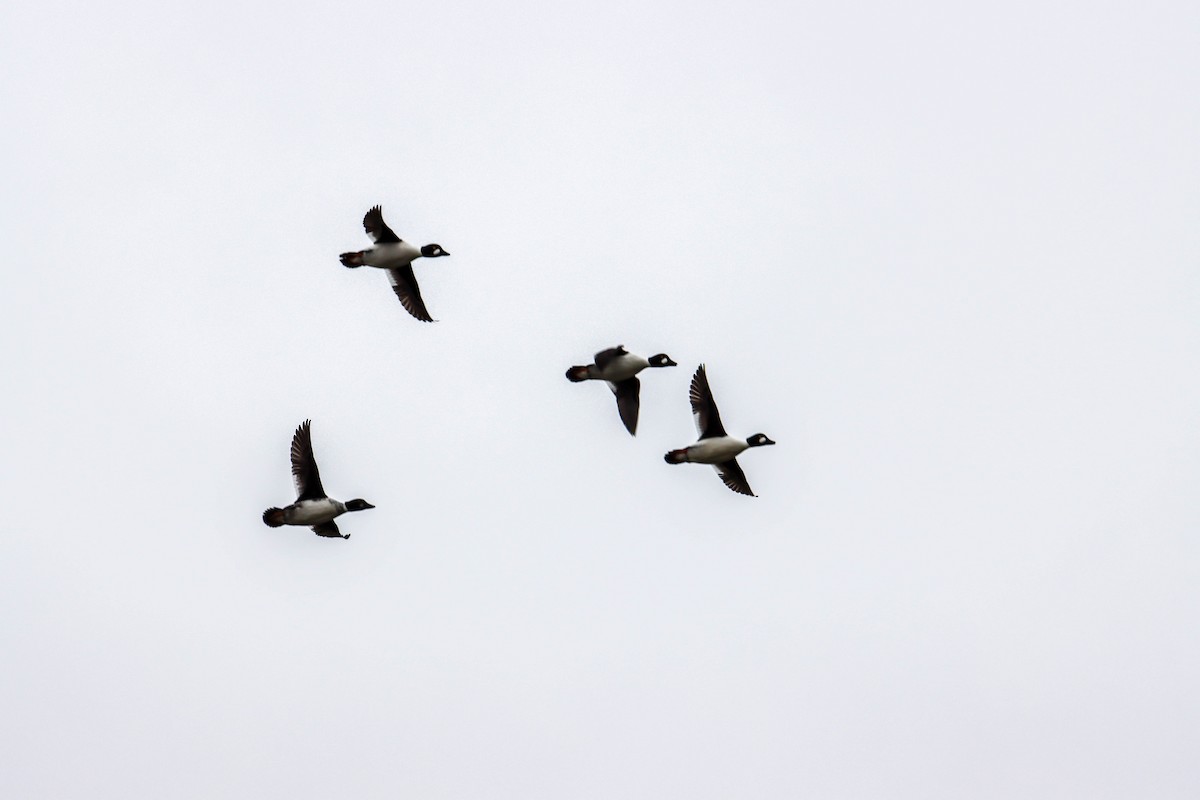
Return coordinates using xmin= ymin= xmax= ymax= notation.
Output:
xmin=2 ymin=0 xmax=1199 ymax=797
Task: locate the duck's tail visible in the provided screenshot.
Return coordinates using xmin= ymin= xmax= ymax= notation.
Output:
xmin=339 ymin=251 xmax=364 ymax=268
xmin=664 ymin=449 xmax=689 ymax=464
xmin=262 ymin=507 xmax=286 ymax=527
xmin=565 ymin=365 xmax=590 ymax=382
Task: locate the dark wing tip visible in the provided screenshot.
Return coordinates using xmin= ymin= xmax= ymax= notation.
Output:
xmin=689 ymin=363 xmax=726 ymax=438
xmin=390 ymin=285 xmax=436 ymax=321
xmin=312 ymin=520 xmax=344 ymax=538
xmin=611 ymin=378 xmax=640 ymax=436
xmin=689 ymin=364 xmax=710 ymax=406
xmin=362 ymin=206 xmax=402 ymax=243
xmin=717 ymin=459 xmax=756 ymax=496
xmin=290 ymin=420 xmax=313 ymax=455
xmin=388 ymin=267 xmax=436 ymax=322
xmin=290 ymin=419 xmax=325 ymax=500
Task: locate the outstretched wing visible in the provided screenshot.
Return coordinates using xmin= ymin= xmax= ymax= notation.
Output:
xmin=312 ymin=520 xmax=344 ymax=538
xmin=363 ymin=205 xmax=402 ymax=244
xmin=593 ymin=346 xmax=627 ymax=372
xmin=689 ymin=364 xmax=727 ymax=439
xmin=714 ymin=458 xmax=755 ymax=496
xmin=609 ymin=377 xmax=641 ymax=436
xmin=387 ymin=265 xmax=435 ymax=322
xmin=290 ymin=420 xmax=327 ymax=501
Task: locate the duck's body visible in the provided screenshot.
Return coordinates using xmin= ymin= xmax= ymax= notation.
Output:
xmin=664 ymin=365 xmax=775 ymax=496
xmin=349 ymin=240 xmax=424 ymax=269
xmin=262 ymin=420 xmax=374 ymax=539
xmin=570 ymin=349 xmax=651 ymax=383
xmin=566 ymin=345 xmax=677 ymax=435
xmin=672 ymin=435 xmax=751 ymax=464
xmin=273 ymin=497 xmax=348 ymax=527
xmin=339 ymin=205 xmax=450 ymax=322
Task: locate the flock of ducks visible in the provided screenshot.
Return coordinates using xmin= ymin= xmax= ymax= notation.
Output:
xmin=262 ymin=206 xmax=777 ymax=539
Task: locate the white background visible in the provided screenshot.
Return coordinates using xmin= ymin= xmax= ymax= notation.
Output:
xmin=2 ymin=0 xmax=1198 ymax=797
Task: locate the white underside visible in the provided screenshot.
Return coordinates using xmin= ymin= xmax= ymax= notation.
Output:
xmin=284 ymin=498 xmax=343 ymax=525
xmin=686 ymin=436 xmax=748 ymax=464
xmin=595 ymin=353 xmax=649 ymax=382
xmin=363 ymin=242 xmax=422 ymax=269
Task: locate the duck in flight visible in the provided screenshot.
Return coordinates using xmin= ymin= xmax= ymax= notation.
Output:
xmin=566 ymin=345 xmax=677 ymax=435
xmin=339 ymin=205 xmax=450 ymax=322
xmin=262 ymin=420 xmax=375 ymax=538
xmin=664 ymin=364 xmax=775 ymax=496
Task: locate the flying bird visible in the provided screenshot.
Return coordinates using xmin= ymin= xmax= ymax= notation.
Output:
xmin=566 ymin=345 xmax=677 ymax=435
xmin=339 ymin=205 xmax=450 ymax=322
xmin=262 ymin=420 xmax=375 ymax=538
xmin=664 ymin=364 xmax=775 ymax=496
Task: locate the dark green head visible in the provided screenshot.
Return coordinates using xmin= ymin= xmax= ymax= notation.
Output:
xmin=649 ymin=353 xmax=677 ymax=368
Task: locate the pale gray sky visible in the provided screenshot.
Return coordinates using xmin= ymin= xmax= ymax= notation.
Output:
xmin=2 ymin=0 xmax=1199 ymax=797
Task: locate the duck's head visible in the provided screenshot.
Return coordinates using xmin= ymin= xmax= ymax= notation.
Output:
xmin=421 ymin=244 xmax=450 ymax=258
xmin=747 ymin=433 xmax=776 ymax=447
xmin=648 ymin=353 xmax=678 ymax=368
xmin=345 ymin=499 xmax=376 ymax=512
